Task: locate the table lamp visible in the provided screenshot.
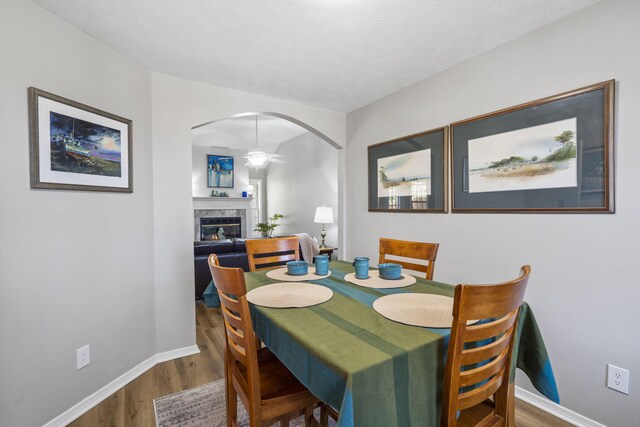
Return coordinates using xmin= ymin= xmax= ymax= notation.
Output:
xmin=314 ymin=206 xmax=334 ymax=248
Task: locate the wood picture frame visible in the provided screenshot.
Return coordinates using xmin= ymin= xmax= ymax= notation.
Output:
xmin=368 ymin=127 xmax=448 ymax=213
xmin=28 ymin=87 xmax=133 ymax=193
xmin=450 ymin=80 xmax=614 ymax=213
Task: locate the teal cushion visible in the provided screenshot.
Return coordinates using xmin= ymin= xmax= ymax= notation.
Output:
xmin=203 ymin=280 xmax=221 ymax=307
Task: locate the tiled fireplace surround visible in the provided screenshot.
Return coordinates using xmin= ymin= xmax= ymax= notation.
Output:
xmin=194 ymin=209 xmax=248 ymax=241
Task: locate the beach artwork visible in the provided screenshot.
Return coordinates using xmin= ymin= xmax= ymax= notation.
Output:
xmin=207 ymin=155 xmax=234 ymax=188
xmin=49 ymin=112 xmax=122 ymax=177
xmin=377 ymin=149 xmax=431 ymax=199
xmin=468 ymin=118 xmax=578 ymax=193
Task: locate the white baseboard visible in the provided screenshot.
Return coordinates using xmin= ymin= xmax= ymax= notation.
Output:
xmin=155 ymin=344 xmax=200 ymax=364
xmin=515 ymin=386 xmax=606 ymax=427
xmin=43 ymin=345 xmax=200 ymax=427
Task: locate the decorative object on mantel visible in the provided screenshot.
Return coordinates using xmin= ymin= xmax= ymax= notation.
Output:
xmin=207 ymin=154 xmax=234 ymax=188
xmin=243 ymin=116 xmax=287 ymax=167
xmin=210 ymin=190 xmax=229 ymax=197
xmin=193 ymin=197 xmax=252 ymax=201
xmin=451 ymin=80 xmax=615 ymax=213
xmin=314 ymin=206 xmax=334 ymax=248
xmin=254 ymin=213 xmax=283 ymax=238
xmin=368 ymin=127 xmax=447 ymax=213
xmin=28 ymin=87 xmax=133 ymax=193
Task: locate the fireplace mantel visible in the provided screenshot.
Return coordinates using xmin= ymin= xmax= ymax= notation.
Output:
xmin=193 ymin=196 xmax=253 ymax=211
xmin=193 ymin=197 xmax=253 ymax=202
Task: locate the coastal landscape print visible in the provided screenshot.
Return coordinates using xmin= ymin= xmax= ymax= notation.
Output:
xmin=468 ymin=118 xmax=578 ymax=193
xmin=49 ymin=111 xmax=122 ymax=177
xmin=207 ymin=155 xmax=234 ymax=187
xmin=377 ymin=149 xmax=431 ymax=198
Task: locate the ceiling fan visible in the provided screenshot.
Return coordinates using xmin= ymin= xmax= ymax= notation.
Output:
xmin=243 ymin=116 xmax=287 ymax=167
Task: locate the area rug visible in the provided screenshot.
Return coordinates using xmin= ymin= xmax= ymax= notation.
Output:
xmin=153 ymin=379 xmax=335 ymax=427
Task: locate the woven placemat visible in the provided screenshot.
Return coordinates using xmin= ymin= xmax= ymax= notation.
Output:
xmin=246 ymin=282 xmax=333 ymax=308
xmin=373 ymin=293 xmax=456 ymax=328
xmin=344 ymin=271 xmax=416 ymax=289
xmin=266 ymin=267 xmax=331 ymax=281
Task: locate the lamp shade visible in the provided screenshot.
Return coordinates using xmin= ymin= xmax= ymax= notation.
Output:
xmin=314 ymin=206 xmax=334 ymax=224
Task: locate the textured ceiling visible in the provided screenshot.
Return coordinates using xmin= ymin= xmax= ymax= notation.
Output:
xmin=33 ymin=0 xmax=598 ymax=112
xmin=192 ymin=115 xmax=308 ymax=153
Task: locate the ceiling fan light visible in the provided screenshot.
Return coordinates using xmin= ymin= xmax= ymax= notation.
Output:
xmin=247 ymin=151 xmax=267 ymax=167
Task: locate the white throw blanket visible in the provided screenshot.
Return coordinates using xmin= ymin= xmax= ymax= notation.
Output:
xmin=293 ymin=233 xmax=320 ymax=263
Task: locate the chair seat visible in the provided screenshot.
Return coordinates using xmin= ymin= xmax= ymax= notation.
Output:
xmin=457 ymin=397 xmax=504 ymax=426
xmin=236 ymin=347 xmax=316 ymax=406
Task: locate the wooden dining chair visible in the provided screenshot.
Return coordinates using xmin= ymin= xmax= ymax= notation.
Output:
xmin=378 ymin=237 xmax=440 ymax=280
xmin=440 ymin=265 xmax=531 ymax=427
xmin=208 ymin=254 xmax=322 ymax=427
xmin=246 ymin=237 xmax=300 ymax=272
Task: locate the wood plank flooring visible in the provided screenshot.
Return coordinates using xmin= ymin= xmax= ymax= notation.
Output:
xmin=69 ymin=301 xmax=572 ymax=426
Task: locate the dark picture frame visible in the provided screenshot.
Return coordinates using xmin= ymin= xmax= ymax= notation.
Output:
xmin=207 ymin=155 xmax=234 ymax=188
xmin=450 ymin=80 xmax=614 ymax=213
xmin=368 ymin=127 xmax=448 ymax=213
xmin=28 ymin=87 xmax=133 ymax=193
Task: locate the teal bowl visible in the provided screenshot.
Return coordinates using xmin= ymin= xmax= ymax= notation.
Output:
xmin=378 ymin=263 xmax=402 ymax=280
xmin=287 ymin=260 xmax=309 ymax=276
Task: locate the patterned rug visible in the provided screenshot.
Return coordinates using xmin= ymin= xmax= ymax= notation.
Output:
xmin=153 ymin=379 xmax=335 ymax=427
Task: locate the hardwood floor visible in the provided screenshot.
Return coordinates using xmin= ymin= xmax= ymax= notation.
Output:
xmin=68 ymin=302 xmax=226 ymax=427
xmin=69 ymin=301 xmax=572 ymax=426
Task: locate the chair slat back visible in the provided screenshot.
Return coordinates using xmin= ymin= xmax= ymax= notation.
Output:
xmin=441 ymin=265 xmax=530 ymax=427
xmin=379 ymin=237 xmax=439 ymax=280
xmin=246 ymin=237 xmax=300 ymax=271
xmin=208 ymin=254 xmax=261 ymax=398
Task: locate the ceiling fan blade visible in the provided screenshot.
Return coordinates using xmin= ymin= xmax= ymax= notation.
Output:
xmin=268 ymin=158 xmax=286 ymax=164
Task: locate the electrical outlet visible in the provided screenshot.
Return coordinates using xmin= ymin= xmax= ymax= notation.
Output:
xmin=76 ymin=345 xmax=90 ymax=370
xmin=607 ymin=364 xmax=629 ymax=395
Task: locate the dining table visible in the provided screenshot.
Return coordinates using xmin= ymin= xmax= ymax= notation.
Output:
xmin=243 ymin=261 xmax=559 ymax=427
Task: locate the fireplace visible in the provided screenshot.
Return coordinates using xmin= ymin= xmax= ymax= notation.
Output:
xmin=194 ymin=208 xmax=247 ymax=241
xmin=200 ymin=216 xmax=242 ymax=240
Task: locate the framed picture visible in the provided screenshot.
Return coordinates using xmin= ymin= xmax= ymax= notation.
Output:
xmin=451 ymin=80 xmax=614 ymax=213
xmin=368 ymin=127 xmax=448 ymax=213
xmin=207 ymin=155 xmax=234 ymax=188
xmin=28 ymin=87 xmax=133 ymax=192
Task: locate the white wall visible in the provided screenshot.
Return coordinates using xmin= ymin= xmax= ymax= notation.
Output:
xmin=0 ymin=1 xmax=155 ymax=426
xmin=192 ymin=147 xmax=250 ymax=197
xmin=249 ymin=168 xmax=268 ymax=224
xmin=151 ymin=73 xmax=346 ymax=354
xmin=346 ymin=0 xmax=639 ymax=425
xmin=266 ymin=133 xmax=339 ymax=251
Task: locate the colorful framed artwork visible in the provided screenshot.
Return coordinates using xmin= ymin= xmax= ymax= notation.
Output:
xmin=368 ymin=127 xmax=448 ymax=213
xmin=451 ymin=80 xmax=614 ymax=213
xmin=28 ymin=87 xmax=133 ymax=193
xmin=207 ymin=155 xmax=234 ymax=188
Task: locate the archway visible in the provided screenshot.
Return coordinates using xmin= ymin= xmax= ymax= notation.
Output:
xmin=190 ymin=112 xmax=341 ymax=275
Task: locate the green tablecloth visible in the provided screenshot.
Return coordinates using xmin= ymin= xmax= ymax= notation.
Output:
xmin=244 ymin=261 xmax=558 ymax=427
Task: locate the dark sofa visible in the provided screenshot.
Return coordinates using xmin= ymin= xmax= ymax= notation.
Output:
xmin=194 ymin=239 xmax=249 ymax=298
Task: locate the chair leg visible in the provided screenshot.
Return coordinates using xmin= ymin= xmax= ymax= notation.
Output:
xmin=507 ymin=382 xmax=515 ymax=427
xmin=226 ymin=382 xmax=237 ymax=427
xmin=304 ymin=405 xmax=313 ymax=427
xmin=320 ymin=404 xmax=328 ymax=427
